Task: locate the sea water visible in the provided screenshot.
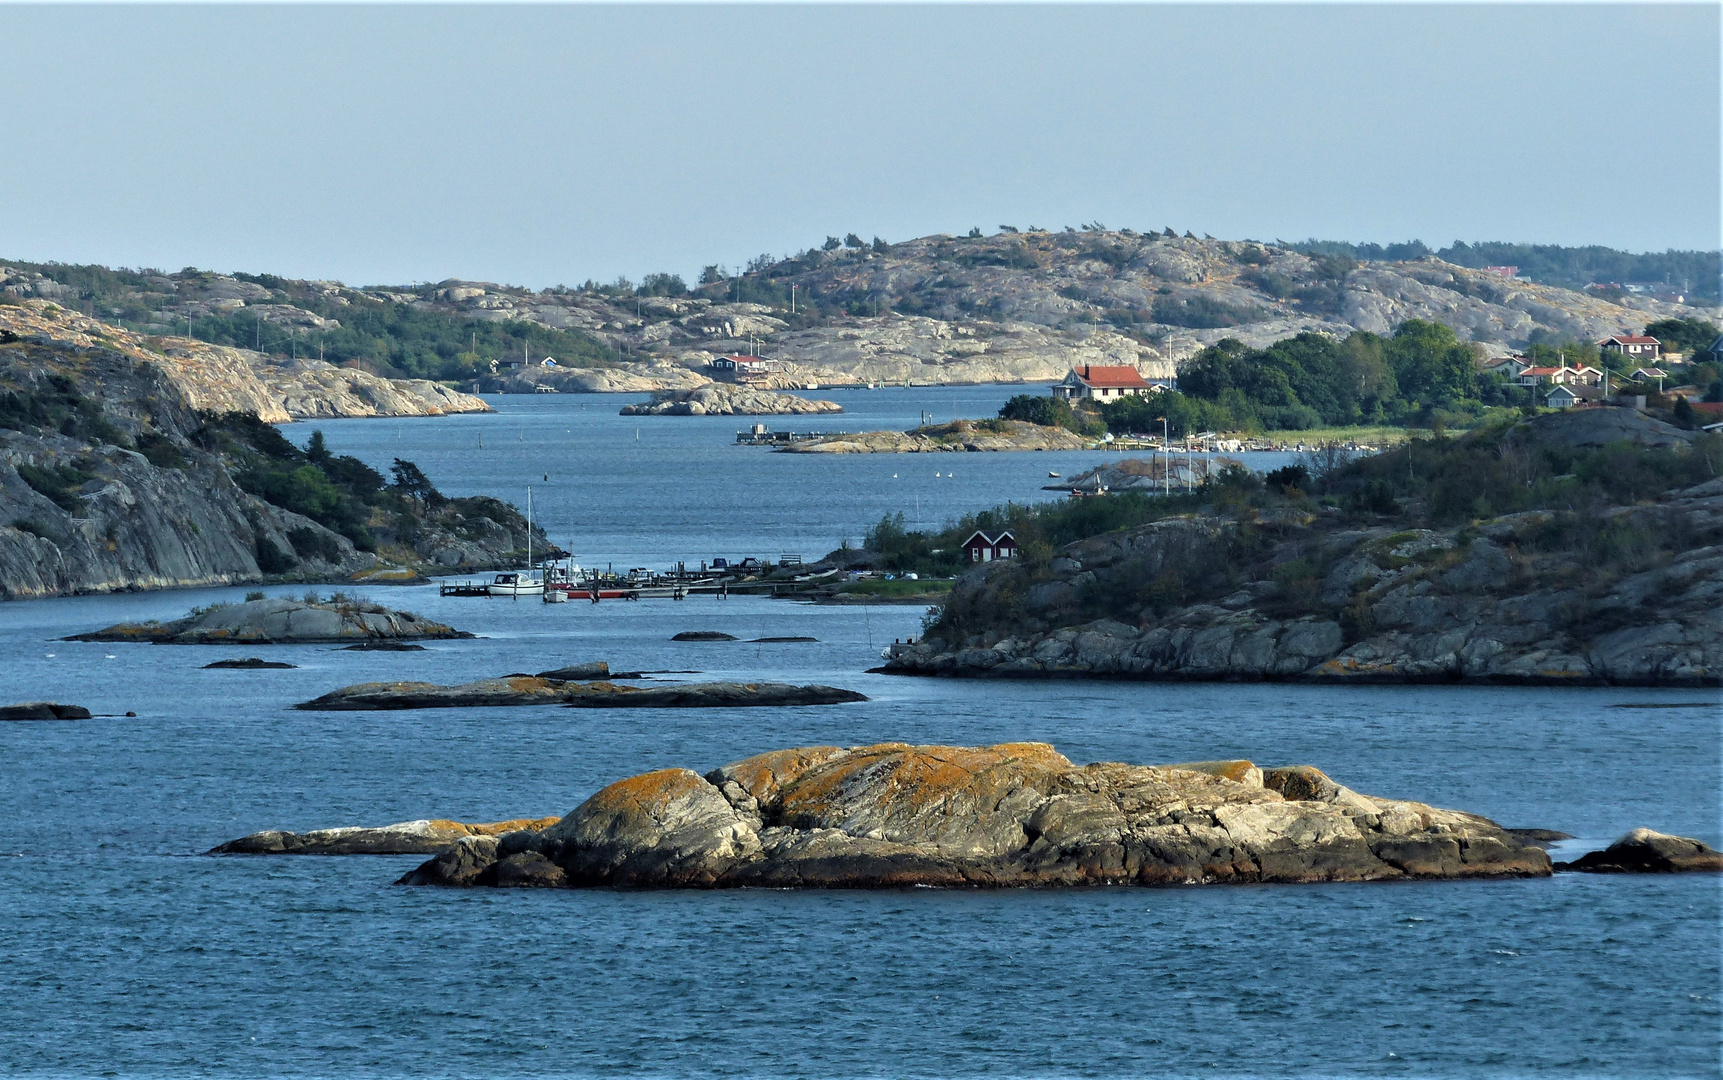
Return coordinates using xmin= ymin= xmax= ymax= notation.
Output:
xmin=1 ymin=391 xmax=1718 ymax=1078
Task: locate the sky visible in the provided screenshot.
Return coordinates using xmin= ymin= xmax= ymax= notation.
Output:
xmin=1 ymin=4 xmax=1717 ymax=289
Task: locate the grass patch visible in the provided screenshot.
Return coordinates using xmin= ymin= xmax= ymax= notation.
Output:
xmin=837 ymin=579 xmax=954 ymax=598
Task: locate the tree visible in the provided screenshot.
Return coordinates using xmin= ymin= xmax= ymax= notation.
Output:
xmin=998 ymin=394 xmax=1074 ymax=429
xmin=638 ymin=273 xmax=687 ymax=297
xmin=1671 ymin=395 xmax=1699 ymax=429
xmin=823 ymin=236 xmax=842 ymax=252
xmin=1644 ymin=317 xmax=1719 ymax=357
xmin=305 ymin=429 xmax=330 ymax=463
xmin=844 ymin=233 xmax=864 ymax=249
xmin=389 ymin=458 xmax=444 ymax=507
xmin=967 ymin=227 xmax=982 ymax=238
xmin=699 ymin=265 xmax=724 ymax=285
xmin=872 ymin=236 xmax=889 ymax=252
xmin=1385 ymin=320 xmax=1476 ymax=409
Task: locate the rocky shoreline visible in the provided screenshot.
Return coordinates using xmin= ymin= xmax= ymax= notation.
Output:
xmin=887 ymin=471 xmax=1723 ymax=687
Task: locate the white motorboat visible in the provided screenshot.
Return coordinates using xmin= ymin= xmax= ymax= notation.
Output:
xmin=488 ymin=571 xmax=544 ymax=597
xmin=489 ymin=486 xmax=545 ymax=597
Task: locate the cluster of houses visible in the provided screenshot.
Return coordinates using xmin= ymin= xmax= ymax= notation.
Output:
xmin=1481 ymin=334 xmax=1684 ymax=409
xmin=708 ymin=354 xmax=786 ymax=382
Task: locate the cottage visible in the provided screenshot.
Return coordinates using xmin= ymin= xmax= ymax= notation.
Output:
xmin=1629 ymin=367 xmax=1668 ymax=383
xmin=1597 ymin=335 xmax=1662 ymax=361
xmin=1513 ymin=365 xmax=1568 ymax=387
xmin=962 ymin=530 xmax=1018 ymax=564
xmin=710 ymin=355 xmax=783 ymax=379
xmin=1544 ymin=385 xmax=1605 ymax=409
xmin=1481 ymin=354 xmax=1532 ymax=379
xmin=1052 ymin=365 xmax=1155 ymax=401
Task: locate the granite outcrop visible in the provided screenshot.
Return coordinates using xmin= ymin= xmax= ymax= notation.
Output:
xmin=294 ymin=676 xmax=867 ymax=710
xmin=1554 ymin=829 xmax=1723 ymax=873
xmin=396 ymin=742 xmax=1552 ymax=889
xmin=70 ymin=597 xmax=468 ymax=644
xmin=211 ymin=816 xmax=560 ymax=856
xmin=619 ymin=384 xmax=842 ymax=416
xmin=785 ymin=419 xmax=1086 ymax=454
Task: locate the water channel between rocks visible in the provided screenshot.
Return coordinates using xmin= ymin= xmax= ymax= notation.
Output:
xmin=2 ymin=389 xmax=1717 ymax=1078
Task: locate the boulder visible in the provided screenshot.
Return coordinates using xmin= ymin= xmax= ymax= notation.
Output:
xmin=69 ymin=597 xmax=470 ymax=645
xmin=1554 ymin=828 xmax=1723 ymax=873
xmin=210 ymin=816 xmax=559 ymax=856
xmin=203 ymin=657 xmax=296 ymax=669
xmin=399 ymin=742 xmax=1551 ymax=889
xmin=0 ymin=701 xmax=92 ymax=721
xmin=536 ymin=661 xmax=610 ymax=681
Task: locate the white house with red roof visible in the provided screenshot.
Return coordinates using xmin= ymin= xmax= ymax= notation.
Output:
xmin=1597 ymin=335 xmax=1662 ymax=361
xmin=1052 ymin=364 xmax=1158 ymax=401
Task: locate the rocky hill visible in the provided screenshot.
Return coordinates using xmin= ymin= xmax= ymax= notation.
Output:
xmin=884 ymin=410 xmax=1722 ymax=687
xmin=0 ymin=323 xmax=543 ymax=599
xmin=0 ymin=301 xmax=487 ymax=422
xmin=9 ymin=235 xmax=1715 ymax=395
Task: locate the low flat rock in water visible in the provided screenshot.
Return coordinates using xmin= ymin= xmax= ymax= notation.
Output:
xmin=210 ymin=816 xmax=559 ymax=856
xmin=0 ymin=701 xmax=92 ymax=721
xmin=295 ymin=676 xmax=867 ymax=710
xmin=620 ymin=384 xmax=842 ymax=416
xmin=397 ymin=742 xmax=1552 ymax=889
xmin=204 ymin=657 xmax=296 ymax=669
xmin=1554 ymin=828 xmax=1723 ymax=873
xmin=784 ymin=419 xmax=1084 ymax=454
xmin=672 ymin=631 xmax=737 ymax=641
xmin=341 ymin=641 xmax=426 ymax=652
xmin=536 ymin=661 xmax=610 ymax=680
xmin=68 ymin=598 xmax=470 ymax=645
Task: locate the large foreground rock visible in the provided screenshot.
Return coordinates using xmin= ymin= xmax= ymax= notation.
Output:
xmin=295 ymin=677 xmax=867 ymax=710
xmin=400 ymin=742 xmax=1550 ymax=889
xmin=1554 ymin=829 xmax=1723 ymax=873
xmin=211 ymin=816 xmax=559 ymax=855
xmin=69 ymin=597 xmax=469 ymax=644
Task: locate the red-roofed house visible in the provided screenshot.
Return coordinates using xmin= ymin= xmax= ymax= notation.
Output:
xmin=1513 ymin=366 xmax=1569 ymax=387
xmin=1052 ymin=364 xmax=1155 ymax=401
xmin=1597 ymin=335 xmax=1662 ymax=361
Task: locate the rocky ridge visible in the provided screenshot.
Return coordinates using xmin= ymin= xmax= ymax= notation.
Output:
xmin=395 ymin=742 xmax=1552 ymax=889
xmin=620 ymin=384 xmax=842 ymax=416
xmin=785 ymin=419 xmax=1086 ymax=454
xmin=0 ymin=302 xmax=488 ymax=422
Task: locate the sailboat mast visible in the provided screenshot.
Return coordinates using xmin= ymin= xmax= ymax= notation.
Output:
xmin=527 ymin=485 xmax=532 ymax=573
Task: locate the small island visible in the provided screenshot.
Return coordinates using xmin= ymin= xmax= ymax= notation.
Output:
xmin=391 ymin=741 xmax=1556 ymax=889
xmin=620 ymin=383 xmax=842 ymax=416
xmin=784 ymin=419 xmax=1085 ymax=453
xmin=294 ymin=674 xmax=867 ymax=710
xmin=68 ymin=595 xmax=470 ymax=645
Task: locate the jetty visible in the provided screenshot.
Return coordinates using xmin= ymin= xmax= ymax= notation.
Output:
xmin=735 ymin=424 xmax=851 ymax=446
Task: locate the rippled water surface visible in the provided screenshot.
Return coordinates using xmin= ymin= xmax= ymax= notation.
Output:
xmin=2 ymin=393 xmax=1719 ymax=1078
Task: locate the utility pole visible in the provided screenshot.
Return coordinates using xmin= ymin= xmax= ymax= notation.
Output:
xmin=1163 ymin=417 xmax=1171 ymax=496
xmin=791 ymin=284 xmax=797 ymax=315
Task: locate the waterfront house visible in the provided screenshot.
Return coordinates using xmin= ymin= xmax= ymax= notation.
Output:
xmin=1597 ymin=335 xmax=1662 ymax=362
xmin=1514 ymin=365 xmax=1568 ymax=386
xmin=962 ymin=530 xmax=1018 ymax=563
xmin=1052 ymin=365 xmax=1154 ymax=401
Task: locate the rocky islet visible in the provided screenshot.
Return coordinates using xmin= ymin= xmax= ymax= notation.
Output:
xmin=69 ymin=597 xmax=469 ymax=645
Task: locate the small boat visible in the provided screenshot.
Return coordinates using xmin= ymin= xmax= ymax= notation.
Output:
xmin=1048 ymin=471 xmax=1060 ymax=478
xmin=541 ymin=587 xmax=567 ymax=603
xmin=488 ymin=486 xmax=544 ymax=597
xmin=488 ymin=571 xmax=544 ymax=597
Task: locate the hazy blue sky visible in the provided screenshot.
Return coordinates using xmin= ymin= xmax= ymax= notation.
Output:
xmin=2 ymin=4 xmax=1716 ymax=288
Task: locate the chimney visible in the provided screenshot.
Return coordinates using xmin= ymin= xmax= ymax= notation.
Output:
xmin=1083 ymin=365 xmax=1090 ymax=379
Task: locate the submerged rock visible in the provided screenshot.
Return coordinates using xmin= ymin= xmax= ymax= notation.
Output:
xmin=340 ymin=641 xmax=427 ymax=652
xmin=1554 ymin=829 xmax=1723 ymax=873
xmin=210 ymin=816 xmax=559 ymax=856
xmin=672 ymin=631 xmax=737 ymax=641
xmin=203 ymin=657 xmax=296 ymax=669
xmin=0 ymin=701 xmax=92 ymax=721
xmin=399 ymin=742 xmax=1551 ymax=889
xmin=69 ymin=597 xmax=470 ymax=645
xmin=295 ymin=677 xmax=867 ymax=710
